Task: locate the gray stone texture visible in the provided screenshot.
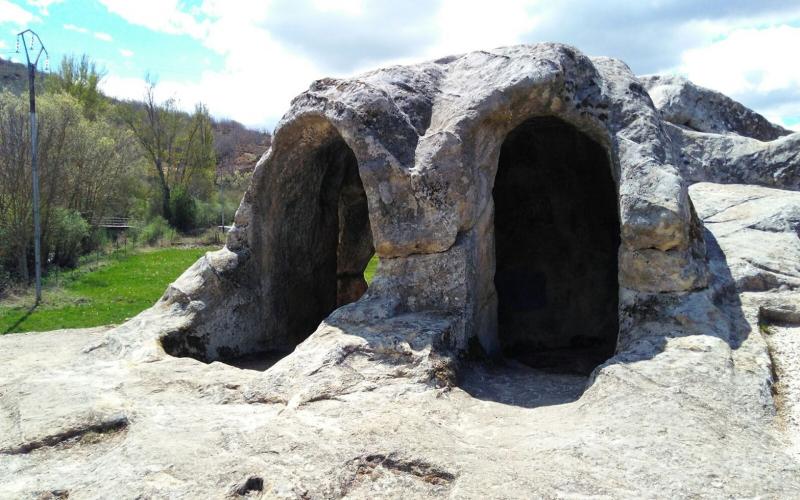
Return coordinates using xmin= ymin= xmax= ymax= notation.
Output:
xmin=2 ymin=43 xmax=800 ymax=498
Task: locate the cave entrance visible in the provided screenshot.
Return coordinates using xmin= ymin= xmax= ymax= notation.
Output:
xmin=492 ymin=116 xmax=619 ymax=376
xmin=276 ymin=134 xmax=375 ymax=351
xmin=161 ymin=129 xmax=374 ymax=369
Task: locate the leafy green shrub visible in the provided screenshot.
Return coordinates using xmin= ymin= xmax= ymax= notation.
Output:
xmin=82 ymin=227 xmax=109 ymax=254
xmin=194 ymin=198 xmax=221 ymax=229
xmin=50 ymin=208 xmax=90 ymax=268
xmin=169 ymin=186 xmax=197 ymax=232
xmin=138 ymin=216 xmax=176 ymax=246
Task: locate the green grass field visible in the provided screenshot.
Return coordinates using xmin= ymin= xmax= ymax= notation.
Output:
xmin=1 ymin=250 xmax=381 ymax=334
xmin=0 ymin=247 xmax=211 ymax=334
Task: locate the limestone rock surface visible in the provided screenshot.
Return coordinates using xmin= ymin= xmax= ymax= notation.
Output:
xmin=641 ymin=74 xmax=792 ymax=141
xmin=690 ymin=182 xmax=800 ymax=292
xmin=1 ymin=44 xmax=800 ymax=498
xmin=1 ymin=188 xmax=799 ymax=497
xmin=667 ymin=124 xmax=800 ymax=190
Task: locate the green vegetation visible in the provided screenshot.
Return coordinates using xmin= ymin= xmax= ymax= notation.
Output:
xmin=1 ymin=249 xmax=381 ymax=334
xmin=118 ymin=79 xmax=217 ymax=227
xmin=0 ymin=53 xmax=270 ymax=299
xmin=364 ymin=254 xmax=379 ymax=284
xmin=0 ymin=247 xmax=211 ymax=333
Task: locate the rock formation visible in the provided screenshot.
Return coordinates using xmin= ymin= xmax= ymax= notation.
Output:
xmin=1 ymin=43 xmax=799 ymax=498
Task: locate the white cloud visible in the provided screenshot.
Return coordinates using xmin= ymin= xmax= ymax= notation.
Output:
xmin=119 ymin=48 xmax=134 ymax=58
xmin=98 ymin=0 xmax=541 ymax=127
xmin=765 ymin=109 xmax=800 ymax=132
xmin=678 ymin=25 xmax=800 ymax=96
xmin=96 ymin=0 xmax=800 ymax=131
xmin=101 ymin=74 xmax=148 ymax=102
xmin=0 ymin=0 xmax=37 ymax=26
xmin=26 ymin=0 xmax=62 ymax=15
xmin=64 ymin=24 xmax=115 ymax=44
xmin=675 ymin=24 xmax=800 ymax=131
xmin=63 ymin=23 xmax=88 ymax=33
xmin=310 ymin=0 xmax=363 ymax=17
xmin=97 ymin=0 xmax=209 ymax=39
xmin=102 ymin=41 xmax=319 ymax=128
xmin=428 ymin=0 xmax=538 ymax=58
xmin=99 ymin=0 xmax=325 ymax=126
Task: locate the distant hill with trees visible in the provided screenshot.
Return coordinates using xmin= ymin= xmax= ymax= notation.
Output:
xmin=0 ymin=54 xmax=270 ymax=296
xmin=0 ymin=56 xmax=271 ymax=179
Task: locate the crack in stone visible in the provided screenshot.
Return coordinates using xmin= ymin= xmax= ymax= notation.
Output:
xmin=0 ymin=414 xmax=128 ymax=455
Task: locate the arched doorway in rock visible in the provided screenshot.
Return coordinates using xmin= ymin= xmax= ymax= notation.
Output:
xmin=492 ymin=116 xmax=619 ymax=375
xmin=271 ymin=130 xmax=374 ymax=350
xmin=161 ymin=122 xmax=374 ymax=369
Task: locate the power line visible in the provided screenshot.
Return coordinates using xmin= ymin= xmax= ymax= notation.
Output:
xmin=16 ymin=29 xmax=48 ymax=305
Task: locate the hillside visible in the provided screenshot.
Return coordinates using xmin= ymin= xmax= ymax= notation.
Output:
xmin=0 ymin=56 xmax=44 ymax=94
xmin=212 ymin=118 xmax=271 ymax=175
xmin=0 ymin=56 xmax=271 ymax=176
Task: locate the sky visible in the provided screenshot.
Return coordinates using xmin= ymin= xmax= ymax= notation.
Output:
xmin=1 ymin=0 xmax=799 ymax=132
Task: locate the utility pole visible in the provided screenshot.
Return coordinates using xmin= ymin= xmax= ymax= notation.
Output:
xmin=17 ymin=30 xmax=48 ymax=304
xmin=219 ymin=176 xmax=225 ymax=235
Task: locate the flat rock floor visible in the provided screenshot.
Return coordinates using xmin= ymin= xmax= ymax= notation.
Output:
xmin=1 ymin=324 xmax=799 ymax=498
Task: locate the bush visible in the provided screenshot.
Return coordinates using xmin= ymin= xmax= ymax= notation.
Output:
xmin=82 ymin=227 xmax=109 ymax=254
xmin=138 ymin=216 xmax=176 ymax=246
xmin=50 ymin=208 xmax=90 ymax=268
xmin=197 ymin=227 xmax=225 ymax=246
xmin=169 ymin=186 xmax=197 ymax=232
xmin=0 ymin=266 xmax=11 ymax=298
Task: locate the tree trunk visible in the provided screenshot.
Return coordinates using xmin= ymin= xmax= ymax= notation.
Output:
xmin=155 ymin=159 xmax=171 ymax=222
xmin=17 ymin=245 xmax=29 ymax=283
xmin=162 ymin=183 xmax=171 ymax=223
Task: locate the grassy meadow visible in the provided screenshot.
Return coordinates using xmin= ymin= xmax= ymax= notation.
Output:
xmin=0 ymin=247 xmax=212 ymax=334
xmin=1 ymin=251 xmax=381 ymax=334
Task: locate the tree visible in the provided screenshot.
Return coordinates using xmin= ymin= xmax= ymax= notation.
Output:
xmin=119 ymin=78 xmax=215 ymax=226
xmin=0 ymin=91 xmax=142 ymax=284
xmin=45 ymin=54 xmax=107 ymax=119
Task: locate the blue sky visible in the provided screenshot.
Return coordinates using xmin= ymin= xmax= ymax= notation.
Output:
xmin=1 ymin=0 xmax=799 ymax=131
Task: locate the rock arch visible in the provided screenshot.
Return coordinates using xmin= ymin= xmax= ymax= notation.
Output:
xmin=492 ymin=116 xmax=619 ymax=373
xmin=157 ymin=116 xmax=374 ymax=362
xmin=110 ymin=44 xmax=711 ymax=385
xmin=251 ymin=116 xmax=373 ymax=350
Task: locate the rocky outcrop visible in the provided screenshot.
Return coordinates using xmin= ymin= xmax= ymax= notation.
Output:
xmin=666 ymin=123 xmax=800 ymax=190
xmin=639 ymin=74 xmax=799 ymax=190
xmin=109 ymin=44 xmax=711 ymax=367
xmin=641 ymin=74 xmax=792 ymax=141
xmin=690 ymin=182 xmax=800 ymax=292
xmin=2 ymin=181 xmax=800 ymax=497
xmin=1 ymin=44 xmax=800 ymax=497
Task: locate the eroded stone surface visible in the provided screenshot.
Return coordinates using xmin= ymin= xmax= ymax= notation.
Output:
xmin=1 ymin=44 xmax=800 ymax=498
xmin=109 ymin=43 xmax=717 ymax=365
xmin=690 ymin=182 xmax=800 ymax=292
xmin=640 ymin=74 xmax=793 ymax=141
xmin=2 ymin=182 xmax=800 ymax=500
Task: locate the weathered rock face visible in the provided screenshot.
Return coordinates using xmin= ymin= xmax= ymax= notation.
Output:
xmin=641 ymin=75 xmax=800 ymax=190
xmin=2 ymin=181 xmax=800 ymax=498
xmin=2 ymin=43 xmax=800 ymax=498
xmin=109 ymin=43 xmax=712 ymax=369
xmin=640 ymin=74 xmax=793 ymax=141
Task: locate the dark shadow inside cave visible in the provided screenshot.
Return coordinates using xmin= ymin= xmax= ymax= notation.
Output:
xmin=492 ymin=116 xmax=620 ymax=376
xmin=161 ymin=131 xmax=374 ymax=367
xmin=277 ymin=136 xmax=374 ymax=348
